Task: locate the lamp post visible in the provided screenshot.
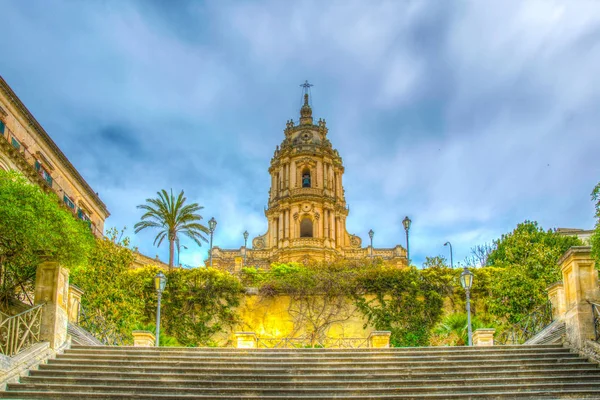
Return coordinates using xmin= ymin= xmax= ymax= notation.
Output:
xmin=402 ymin=216 xmax=411 ymax=262
xmin=368 ymin=229 xmax=374 ymax=260
xmin=460 ymin=266 xmax=474 ymax=346
xmin=154 ymin=271 xmax=167 ymax=347
xmin=208 ymin=217 xmax=217 ymax=267
xmin=177 ymin=244 xmax=187 ymax=267
xmin=243 ymin=230 xmax=249 ymax=266
xmin=444 ymin=241 xmax=453 ymax=269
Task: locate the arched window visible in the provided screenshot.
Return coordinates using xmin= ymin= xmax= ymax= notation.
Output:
xmin=302 ymin=168 xmax=311 ymax=188
xmin=300 ymin=218 xmax=313 ymax=238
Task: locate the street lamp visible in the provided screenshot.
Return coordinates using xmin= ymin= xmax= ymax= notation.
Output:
xmin=208 ymin=217 xmax=217 ymax=267
xmin=402 ymin=216 xmax=411 ymax=262
xmin=177 ymin=244 xmax=188 ymax=267
xmin=460 ymin=266 xmax=474 ymax=346
xmin=368 ymin=229 xmax=374 ymax=260
xmin=444 ymin=241 xmax=453 ymax=269
xmin=243 ymin=230 xmax=249 ymax=266
xmin=154 ymin=271 xmax=167 ymax=347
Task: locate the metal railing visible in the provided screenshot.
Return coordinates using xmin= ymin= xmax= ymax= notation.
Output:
xmin=76 ymin=305 xmax=125 ymax=346
xmin=495 ymin=300 xmax=553 ymax=345
xmin=256 ymin=336 xmax=369 ymax=349
xmin=592 ymin=302 xmax=600 ymax=342
xmin=0 ymin=304 xmax=43 ymax=357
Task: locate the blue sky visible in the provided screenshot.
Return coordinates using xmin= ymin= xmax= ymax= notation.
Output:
xmin=1 ymin=1 xmax=599 ymax=267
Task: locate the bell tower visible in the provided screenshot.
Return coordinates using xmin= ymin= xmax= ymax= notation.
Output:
xmin=250 ymin=81 xmax=359 ymax=263
xmin=209 ymin=82 xmax=407 ymax=270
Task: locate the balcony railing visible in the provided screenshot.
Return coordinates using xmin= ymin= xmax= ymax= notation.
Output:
xmin=0 ymin=304 xmax=43 ymax=357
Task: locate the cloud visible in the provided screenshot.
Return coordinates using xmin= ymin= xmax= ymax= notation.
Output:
xmin=1 ymin=0 xmax=599 ymax=268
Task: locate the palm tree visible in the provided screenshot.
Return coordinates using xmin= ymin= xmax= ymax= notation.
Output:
xmin=134 ymin=189 xmax=209 ymax=270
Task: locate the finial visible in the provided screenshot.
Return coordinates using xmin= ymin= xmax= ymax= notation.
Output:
xmin=299 ymin=80 xmax=313 ymax=125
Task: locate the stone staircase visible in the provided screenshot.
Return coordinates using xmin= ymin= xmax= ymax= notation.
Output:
xmin=2 ymin=344 xmax=600 ymax=399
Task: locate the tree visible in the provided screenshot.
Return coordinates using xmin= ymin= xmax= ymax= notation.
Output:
xmin=0 ymin=170 xmax=93 ymax=307
xmin=485 ymin=220 xmax=581 ymax=323
xmin=257 ymin=262 xmax=360 ymax=346
xmin=354 ymin=265 xmax=444 ymax=347
xmin=463 ymin=243 xmax=496 ymax=267
xmin=430 ymin=312 xmax=486 ymax=346
xmin=134 ymin=189 xmax=209 ymax=270
xmin=69 ymin=228 xmax=143 ymax=344
xmin=591 ymin=182 xmax=600 ymax=265
xmin=159 ymin=267 xmax=243 ymax=346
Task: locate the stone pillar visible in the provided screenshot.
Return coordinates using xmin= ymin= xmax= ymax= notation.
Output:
xmin=330 ymin=212 xmax=335 ymax=241
xmin=473 ymin=329 xmax=496 ymax=346
xmin=234 ymin=256 xmax=243 ymax=273
xmin=235 ymin=332 xmax=257 ymax=348
xmin=547 ymin=282 xmax=566 ymax=320
xmin=67 ymin=284 xmax=84 ymax=324
xmin=368 ymin=331 xmax=391 ymax=348
xmin=560 ymin=246 xmax=599 ymax=349
xmin=132 ymin=331 xmax=155 ymax=347
xmin=290 ymin=161 xmax=296 ymax=188
xmin=33 ymin=261 xmax=69 ymax=349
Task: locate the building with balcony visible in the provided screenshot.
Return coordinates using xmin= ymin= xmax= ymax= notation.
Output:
xmin=210 ymin=89 xmax=407 ymax=271
xmin=0 ymin=75 xmax=109 ymax=235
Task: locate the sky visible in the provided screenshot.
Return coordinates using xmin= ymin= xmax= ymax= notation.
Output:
xmin=1 ymin=0 xmax=599 ymax=268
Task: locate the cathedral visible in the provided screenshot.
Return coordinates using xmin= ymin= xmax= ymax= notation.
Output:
xmin=210 ymin=86 xmax=407 ymax=271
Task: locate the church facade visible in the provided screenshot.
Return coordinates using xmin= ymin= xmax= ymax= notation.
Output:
xmin=210 ymin=90 xmax=407 ymax=271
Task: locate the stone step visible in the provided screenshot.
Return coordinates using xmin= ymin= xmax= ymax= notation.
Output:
xmin=37 ymin=360 xmax=595 ymax=375
xmin=5 ymin=381 xmax=600 ymax=397
xmin=43 ymin=356 xmax=586 ymax=370
xmin=29 ymin=366 xmax=600 ymax=380
xmin=18 ymin=374 xmax=600 ymax=388
xmin=3 ymin=345 xmax=597 ymax=399
xmin=3 ymin=389 xmax=600 ymax=399
xmin=68 ymin=344 xmax=566 ymax=354
xmin=57 ymin=350 xmax=577 ymax=362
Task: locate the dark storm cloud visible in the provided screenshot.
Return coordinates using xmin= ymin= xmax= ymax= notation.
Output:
xmin=0 ymin=0 xmax=598 ymax=267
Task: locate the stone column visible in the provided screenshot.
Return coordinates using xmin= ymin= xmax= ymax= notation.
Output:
xmin=132 ymin=331 xmax=155 ymax=347
xmin=278 ymin=214 xmax=284 ymax=247
xmin=34 ymin=261 xmax=69 ymax=350
xmin=330 ymin=212 xmax=335 ymax=242
xmin=67 ymin=284 xmax=84 ymax=324
xmin=547 ymin=282 xmax=566 ymax=320
xmin=560 ymin=246 xmax=599 ymax=349
xmin=235 ymin=332 xmax=257 ymax=348
xmin=368 ymin=331 xmax=391 ymax=348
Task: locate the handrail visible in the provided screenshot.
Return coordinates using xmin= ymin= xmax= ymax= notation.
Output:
xmin=495 ymin=300 xmax=553 ymax=345
xmin=591 ymin=301 xmax=600 ymax=342
xmin=77 ymin=305 xmax=124 ymax=345
xmin=0 ymin=304 xmax=44 ymax=357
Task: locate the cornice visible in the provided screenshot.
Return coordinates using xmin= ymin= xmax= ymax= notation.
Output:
xmin=0 ymin=76 xmax=109 ymax=218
